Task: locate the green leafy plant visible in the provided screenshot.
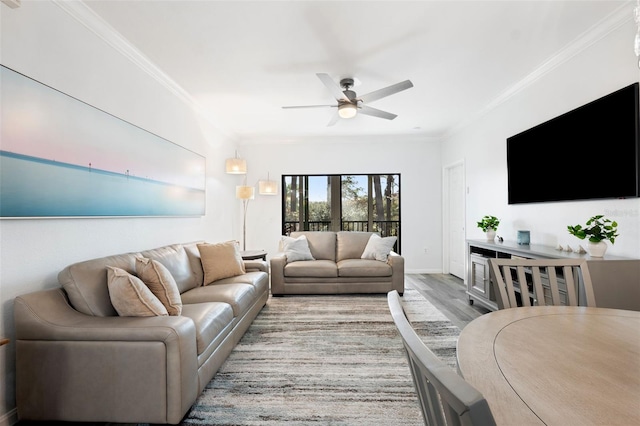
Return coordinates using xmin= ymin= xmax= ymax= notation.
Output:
xmin=567 ymin=214 xmax=619 ymax=244
xmin=477 ymin=215 xmax=500 ymax=232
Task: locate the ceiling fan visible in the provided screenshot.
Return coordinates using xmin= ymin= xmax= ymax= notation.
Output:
xmin=282 ymin=73 xmax=413 ymax=125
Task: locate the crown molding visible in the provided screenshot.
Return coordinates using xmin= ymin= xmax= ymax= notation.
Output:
xmin=446 ymin=2 xmax=634 ymax=138
xmin=53 ymin=1 xmax=633 ymax=144
xmin=52 ymin=1 xmax=195 ymax=107
xmin=51 ymin=0 xmax=234 ymax=140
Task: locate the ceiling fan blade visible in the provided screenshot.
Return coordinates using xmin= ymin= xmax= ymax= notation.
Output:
xmin=327 ymin=113 xmax=340 ymax=127
xmin=358 ymin=80 xmax=413 ymax=103
xmin=316 ymin=73 xmax=350 ymax=102
xmin=359 ymin=105 xmax=397 ymax=120
xmin=282 ymin=105 xmax=335 ymax=109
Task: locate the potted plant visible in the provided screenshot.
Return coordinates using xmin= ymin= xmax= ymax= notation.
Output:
xmin=567 ymin=214 xmax=618 ymax=257
xmin=477 ymin=215 xmax=500 ymax=241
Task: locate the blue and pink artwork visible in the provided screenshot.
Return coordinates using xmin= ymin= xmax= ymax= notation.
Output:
xmin=1 ymin=65 xmax=206 ymax=218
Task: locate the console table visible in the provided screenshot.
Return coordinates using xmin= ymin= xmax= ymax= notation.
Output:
xmin=466 ymin=239 xmax=640 ymax=311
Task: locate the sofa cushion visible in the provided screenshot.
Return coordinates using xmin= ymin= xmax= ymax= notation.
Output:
xmin=291 ymin=231 xmax=336 ymax=261
xmin=361 ymin=234 xmax=397 ymax=262
xmin=180 ymin=302 xmax=234 ymax=356
xmin=140 ymin=244 xmax=199 ymax=294
xmin=106 ymin=266 xmax=168 ymax=317
xmin=281 ymin=235 xmax=315 ymax=262
xmin=336 ymin=231 xmax=376 ymax=261
xmin=198 ymin=241 xmax=246 ymax=285
xmin=337 ymin=259 xmax=393 ymax=277
xmin=213 ymin=271 xmax=269 ymax=295
xmin=180 ymin=283 xmax=256 ymax=317
xmin=135 ymin=257 xmax=182 ymax=316
xmin=59 ymin=253 xmax=137 ymax=317
xmin=284 ymin=260 xmax=338 ymax=278
xmin=183 ymin=242 xmax=205 ymax=287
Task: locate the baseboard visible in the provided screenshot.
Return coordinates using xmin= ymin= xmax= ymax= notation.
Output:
xmin=0 ymin=407 xmax=18 ymax=426
xmin=406 ymin=268 xmax=443 ymax=274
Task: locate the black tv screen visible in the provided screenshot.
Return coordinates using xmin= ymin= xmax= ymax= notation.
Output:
xmin=507 ymin=82 xmax=640 ymax=204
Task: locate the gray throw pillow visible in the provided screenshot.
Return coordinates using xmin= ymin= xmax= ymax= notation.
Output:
xmin=282 ymin=235 xmax=315 ymax=262
xmin=361 ymin=234 xmax=397 ymax=262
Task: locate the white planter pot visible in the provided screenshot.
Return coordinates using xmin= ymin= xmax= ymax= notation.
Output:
xmin=588 ymin=241 xmax=607 ymax=257
xmin=486 ymin=228 xmax=496 ymax=241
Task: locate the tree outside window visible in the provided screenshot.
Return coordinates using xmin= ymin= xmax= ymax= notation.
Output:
xmin=282 ymin=174 xmax=400 ymax=253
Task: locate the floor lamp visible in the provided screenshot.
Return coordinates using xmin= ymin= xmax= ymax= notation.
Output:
xmin=225 ymin=150 xmax=247 ymax=175
xmin=236 ymin=183 xmax=255 ymax=251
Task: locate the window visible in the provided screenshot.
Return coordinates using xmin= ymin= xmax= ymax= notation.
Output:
xmin=282 ymin=174 xmax=401 ymax=253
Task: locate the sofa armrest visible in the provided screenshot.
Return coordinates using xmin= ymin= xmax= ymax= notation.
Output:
xmin=244 ymin=259 xmax=269 ymax=273
xmin=15 ymin=288 xmax=197 ymax=341
xmin=269 ymin=254 xmax=287 ymax=296
xmin=388 ymin=252 xmax=405 ymax=295
xmin=14 ymin=288 xmax=197 ymax=424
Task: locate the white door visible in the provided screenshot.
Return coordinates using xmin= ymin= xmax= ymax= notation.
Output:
xmin=443 ymin=161 xmax=465 ymax=279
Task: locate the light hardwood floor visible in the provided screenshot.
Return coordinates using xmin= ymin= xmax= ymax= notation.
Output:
xmin=406 ymin=273 xmax=491 ymax=330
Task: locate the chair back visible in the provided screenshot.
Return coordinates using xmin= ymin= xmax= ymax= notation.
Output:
xmin=387 ymin=290 xmax=496 ymax=426
xmin=488 ymin=258 xmax=596 ymax=309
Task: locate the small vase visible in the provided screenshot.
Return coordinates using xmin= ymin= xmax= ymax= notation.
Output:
xmin=486 ymin=228 xmax=496 ymax=241
xmin=588 ymin=241 xmax=607 ymax=257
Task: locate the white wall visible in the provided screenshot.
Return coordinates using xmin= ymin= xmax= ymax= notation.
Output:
xmin=1 ymin=1 xmax=639 ymax=425
xmin=0 ymin=2 xmax=238 ymax=423
xmin=442 ymin=16 xmax=640 ymax=259
xmin=238 ymin=135 xmax=443 ymax=273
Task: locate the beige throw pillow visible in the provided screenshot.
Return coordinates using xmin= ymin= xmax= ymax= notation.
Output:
xmin=361 ymin=234 xmax=397 ymax=262
xmin=106 ymin=266 xmax=168 ymax=317
xmin=197 ymin=241 xmax=246 ymax=285
xmin=135 ymin=257 xmax=182 ymax=316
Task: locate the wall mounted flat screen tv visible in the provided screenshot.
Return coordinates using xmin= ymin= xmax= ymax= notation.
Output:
xmin=507 ymin=82 xmax=639 ymax=204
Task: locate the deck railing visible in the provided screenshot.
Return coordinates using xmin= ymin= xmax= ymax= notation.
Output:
xmin=283 ymin=220 xmax=401 ymax=253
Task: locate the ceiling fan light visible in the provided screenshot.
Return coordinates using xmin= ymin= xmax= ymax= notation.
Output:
xmin=338 ymin=103 xmax=357 ymax=119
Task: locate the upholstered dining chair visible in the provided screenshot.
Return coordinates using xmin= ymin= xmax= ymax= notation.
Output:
xmin=387 ymin=290 xmax=496 ymax=426
xmin=488 ymin=258 xmax=596 ymax=309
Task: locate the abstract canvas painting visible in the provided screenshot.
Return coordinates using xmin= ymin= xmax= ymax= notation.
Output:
xmin=1 ymin=65 xmax=206 ymax=218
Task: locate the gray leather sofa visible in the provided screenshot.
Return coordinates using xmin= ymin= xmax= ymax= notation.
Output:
xmin=270 ymin=231 xmax=404 ymax=296
xmin=13 ymin=241 xmax=269 ymax=425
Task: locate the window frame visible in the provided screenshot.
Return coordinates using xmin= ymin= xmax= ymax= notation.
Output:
xmin=281 ymin=173 xmax=401 ymax=253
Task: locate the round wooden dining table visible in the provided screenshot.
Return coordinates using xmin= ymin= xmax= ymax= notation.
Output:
xmin=457 ymin=306 xmax=640 ymax=426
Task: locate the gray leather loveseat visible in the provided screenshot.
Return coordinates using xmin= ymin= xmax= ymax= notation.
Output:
xmin=270 ymin=231 xmax=404 ymax=296
xmin=13 ymin=241 xmax=269 ymax=424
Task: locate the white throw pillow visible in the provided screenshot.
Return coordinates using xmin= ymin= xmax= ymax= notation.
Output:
xmin=281 ymin=235 xmax=315 ymax=262
xmin=361 ymin=234 xmax=397 ymax=262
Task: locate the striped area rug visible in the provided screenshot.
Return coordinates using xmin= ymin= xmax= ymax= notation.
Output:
xmin=181 ymin=285 xmax=460 ymax=425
